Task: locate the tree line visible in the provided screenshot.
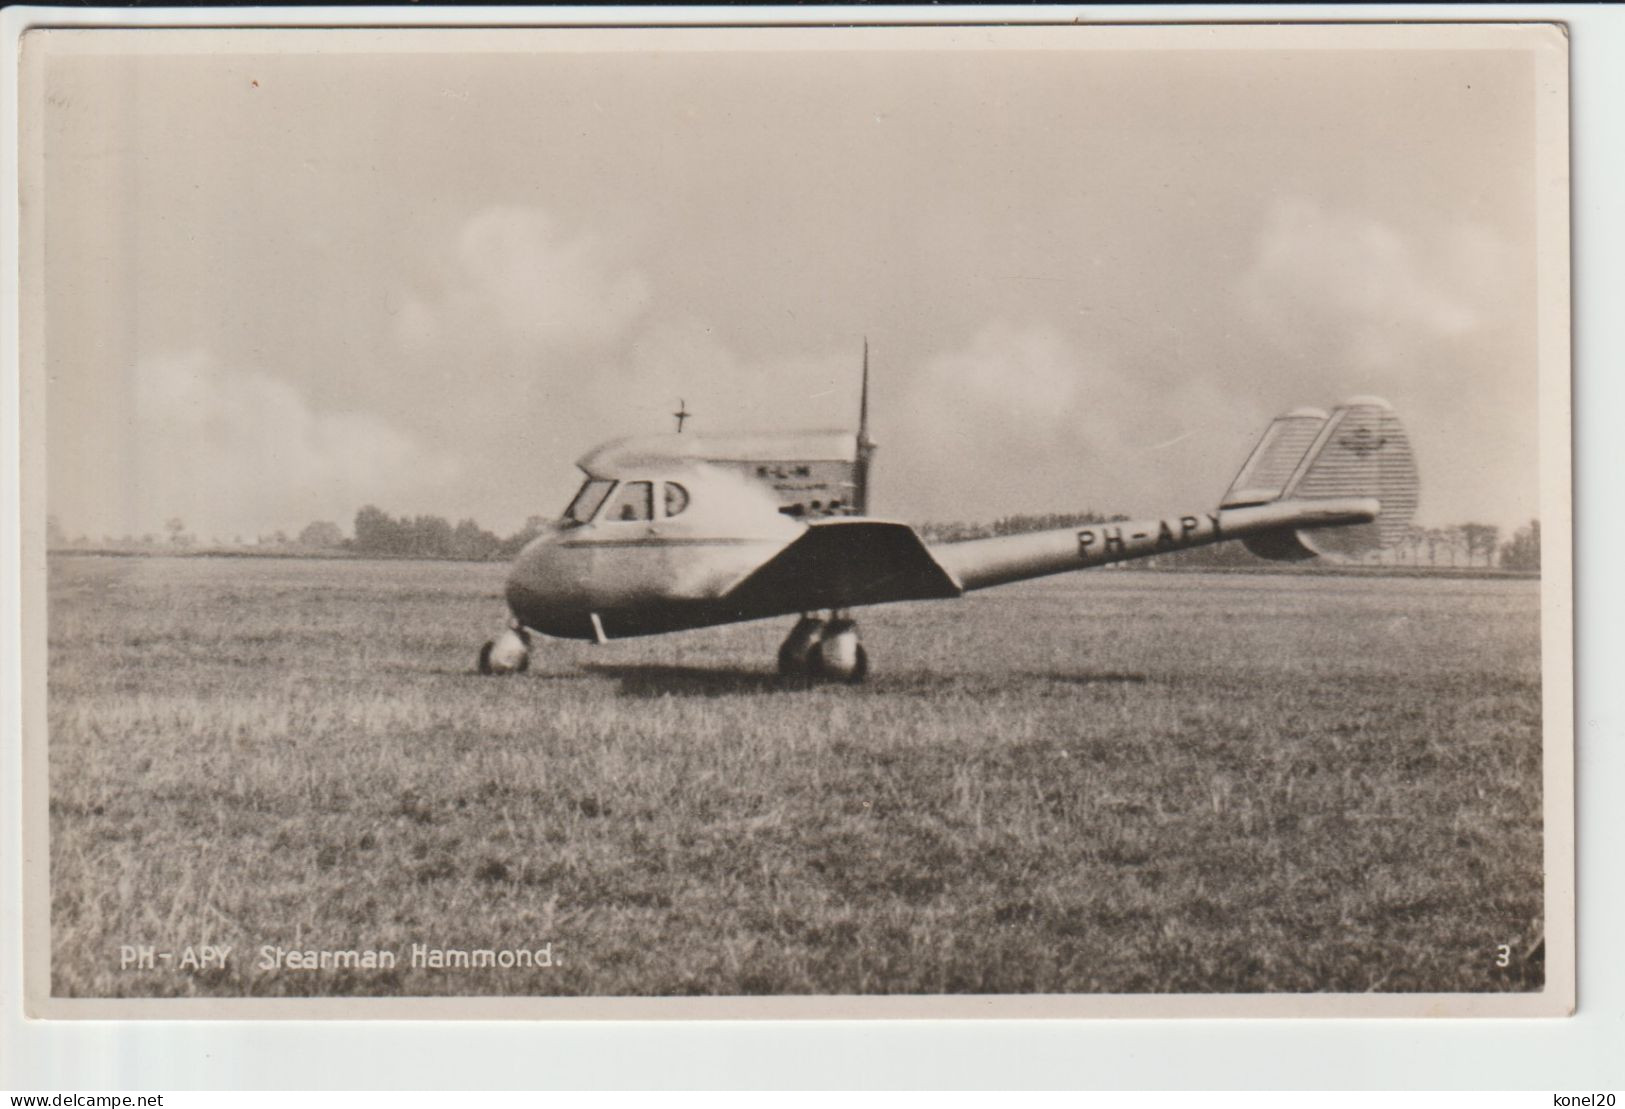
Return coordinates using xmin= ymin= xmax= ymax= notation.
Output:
xmin=343 ymin=506 xmax=564 ymax=560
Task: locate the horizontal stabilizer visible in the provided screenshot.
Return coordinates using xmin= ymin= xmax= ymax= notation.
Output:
xmin=725 ymin=519 xmax=962 ymax=619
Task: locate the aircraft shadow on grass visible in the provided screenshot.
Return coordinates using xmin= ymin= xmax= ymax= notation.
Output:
xmin=1037 ymin=671 xmax=1151 ymax=685
xmin=580 ymin=662 xmax=795 ymax=698
xmin=574 ymin=661 xmax=1153 ymax=698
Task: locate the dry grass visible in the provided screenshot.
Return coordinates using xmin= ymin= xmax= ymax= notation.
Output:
xmin=46 ymin=555 xmax=1544 ymax=997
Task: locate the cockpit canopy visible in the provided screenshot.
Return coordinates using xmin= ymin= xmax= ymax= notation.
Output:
xmin=562 ymin=478 xmax=690 ymax=526
xmin=576 ymin=431 xmax=863 ymax=520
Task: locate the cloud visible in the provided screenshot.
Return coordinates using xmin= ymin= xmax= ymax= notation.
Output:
xmin=884 ymin=323 xmax=1085 ymax=518
xmin=1231 ymin=197 xmax=1535 ymax=530
xmin=622 ymin=320 xmax=867 ymax=434
xmin=914 ymin=322 xmax=1087 ymax=432
xmin=883 ymin=321 xmax=1265 ymax=522
xmin=396 ymin=205 xmax=651 ymax=357
xmin=86 ymin=349 xmax=465 ymax=538
xmin=1238 ymin=197 xmax=1503 ymax=370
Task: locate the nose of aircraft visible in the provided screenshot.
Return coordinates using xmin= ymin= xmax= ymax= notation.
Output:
xmin=504 ymin=525 xmax=586 ymax=639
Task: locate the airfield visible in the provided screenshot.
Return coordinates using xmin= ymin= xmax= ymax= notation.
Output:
xmin=45 ymin=553 xmax=1544 ymax=998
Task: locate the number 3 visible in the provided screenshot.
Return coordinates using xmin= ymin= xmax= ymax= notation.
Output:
xmin=1495 ymin=944 xmax=1511 ymax=968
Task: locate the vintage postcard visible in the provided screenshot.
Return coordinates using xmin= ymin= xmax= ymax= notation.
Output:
xmin=15 ymin=18 xmax=1572 ymax=1018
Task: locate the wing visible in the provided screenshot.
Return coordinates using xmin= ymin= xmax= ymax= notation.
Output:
xmin=723 ymin=519 xmax=963 ymax=619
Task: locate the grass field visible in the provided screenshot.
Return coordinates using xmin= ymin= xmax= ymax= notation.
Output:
xmin=45 ymin=554 xmax=1544 ymax=998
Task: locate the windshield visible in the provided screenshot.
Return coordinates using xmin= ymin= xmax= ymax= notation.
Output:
xmin=562 ymin=479 xmax=616 ymax=525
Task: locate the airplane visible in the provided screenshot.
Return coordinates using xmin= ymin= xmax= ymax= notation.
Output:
xmin=479 ymin=347 xmax=1419 ymax=681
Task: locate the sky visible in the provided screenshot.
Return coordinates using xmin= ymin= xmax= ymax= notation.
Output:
xmin=30 ymin=27 xmax=1557 ymax=541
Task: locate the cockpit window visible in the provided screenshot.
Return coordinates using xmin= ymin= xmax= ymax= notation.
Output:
xmin=563 ymin=479 xmax=615 ymax=525
xmin=606 ymin=480 xmax=654 ymax=523
xmin=663 ymin=482 xmax=690 ymax=519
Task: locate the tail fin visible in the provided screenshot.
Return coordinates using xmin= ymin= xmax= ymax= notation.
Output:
xmin=1222 ymin=397 xmax=1419 ymax=561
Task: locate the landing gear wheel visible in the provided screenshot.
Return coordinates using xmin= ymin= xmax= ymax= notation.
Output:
xmin=811 ymin=618 xmax=868 ymax=684
xmin=477 ymin=627 xmax=531 ymax=675
xmin=777 ymin=615 xmax=827 ymax=678
xmin=834 ymin=644 xmax=870 ymax=685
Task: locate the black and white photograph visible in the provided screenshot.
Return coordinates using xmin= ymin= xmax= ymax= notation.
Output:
xmin=18 ymin=20 xmax=1572 ymax=1018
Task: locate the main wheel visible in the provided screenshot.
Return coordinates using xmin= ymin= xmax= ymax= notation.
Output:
xmin=477 ymin=628 xmax=530 ymax=675
xmin=777 ymin=615 xmax=827 ymax=678
xmin=811 ymin=620 xmax=868 ymax=684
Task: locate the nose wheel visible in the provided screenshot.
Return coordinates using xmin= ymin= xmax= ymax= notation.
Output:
xmin=777 ymin=613 xmax=868 ymax=684
xmin=477 ymin=626 xmax=531 ymax=675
